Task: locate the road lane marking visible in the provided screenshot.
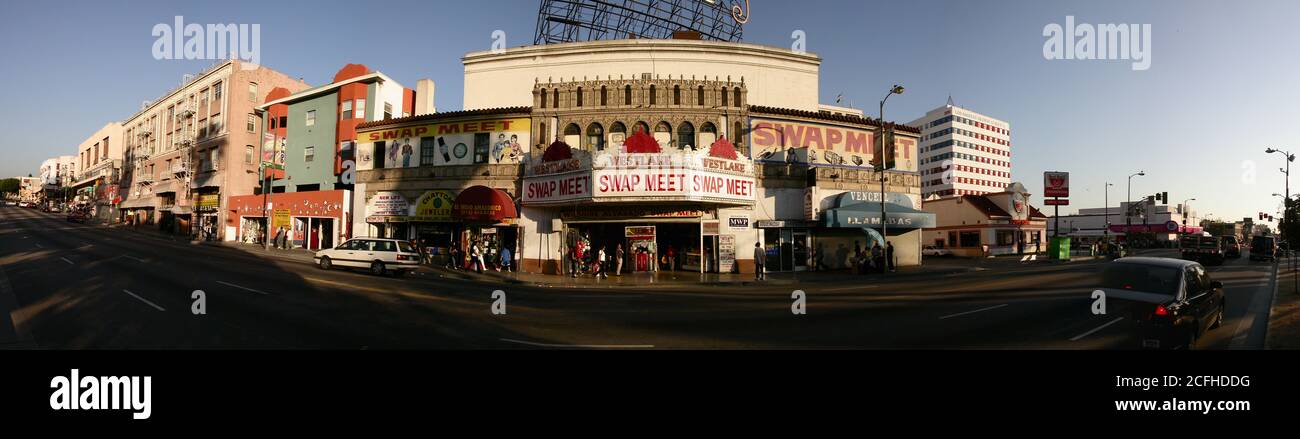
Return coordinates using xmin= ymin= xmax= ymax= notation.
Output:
xmin=1070 ymin=317 xmax=1125 ymax=342
xmin=34 ymin=243 xmax=42 ymax=249
xmin=216 ymin=281 xmax=270 ymax=296
xmin=122 ymin=290 xmax=165 ymax=312
xmin=938 ymin=303 xmax=1008 ymax=320
xmin=499 ymin=338 xmax=654 ymax=349
xmin=123 ymin=255 xmax=147 ymax=263
xmin=59 ymin=257 xmax=74 ymax=265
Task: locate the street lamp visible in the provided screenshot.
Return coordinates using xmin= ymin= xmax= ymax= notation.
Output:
xmin=1104 ymin=182 xmax=1114 ymax=239
xmin=1267 ymin=148 xmax=1294 ymax=248
xmin=878 ymin=84 xmax=904 ymax=271
xmin=1126 ymin=171 xmax=1145 ymax=243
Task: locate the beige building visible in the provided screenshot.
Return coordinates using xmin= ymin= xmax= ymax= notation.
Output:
xmin=70 ymin=122 xmax=124 ymax=221
xmin=921 ymin=183 xmax=1048 ymax=257
xmin=462 ymin=39 xmax=821 ymax=111
xmin=118 ymin=60 xmax=309 ymax=239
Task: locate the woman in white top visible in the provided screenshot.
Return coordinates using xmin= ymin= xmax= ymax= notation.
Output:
xmin=596 ymin=247 xmax=608 ymax=279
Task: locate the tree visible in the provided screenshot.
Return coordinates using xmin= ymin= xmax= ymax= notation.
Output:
xmin=0 ymin=178 xmax=19 ymax=195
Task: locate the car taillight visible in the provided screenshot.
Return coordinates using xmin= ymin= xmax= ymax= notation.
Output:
xmin=1154 ymin=304 xmax=1169 ymax=316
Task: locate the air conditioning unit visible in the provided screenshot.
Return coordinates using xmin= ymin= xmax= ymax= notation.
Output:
xmin=177 ymin=109 xmax=195 ymax=120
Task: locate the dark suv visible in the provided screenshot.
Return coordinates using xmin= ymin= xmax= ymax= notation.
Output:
xmin=1249 ymin=236 xmax=1277 ymax=261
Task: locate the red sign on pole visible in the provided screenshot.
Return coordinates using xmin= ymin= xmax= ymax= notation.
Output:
xmin=1044 ymin=171 xmax=1070 ymax=198
xmin=1044 ymin=198 xmax=1070 ymax=206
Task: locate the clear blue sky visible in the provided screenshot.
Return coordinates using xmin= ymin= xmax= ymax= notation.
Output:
xmin=2 ymin=0 xmax=1296 ymax=225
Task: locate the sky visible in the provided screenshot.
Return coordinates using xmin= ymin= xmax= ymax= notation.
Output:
xmin=1 ymin=0 xmax=1297 ymax=225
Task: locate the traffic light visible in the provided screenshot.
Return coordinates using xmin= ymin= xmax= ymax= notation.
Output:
xmin=1161 ymin=192 xmax=1169 ymax=204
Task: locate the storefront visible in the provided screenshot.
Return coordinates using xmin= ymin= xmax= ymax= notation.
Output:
xmin=451 ymin=185 xmax=520 ymax=270
xmin=229 ymin=190 xmax=351 ymax=250
xmin=521 ymin=132 xmax=757 ymax=275
xmin=922 ymin=183 xmax=1049 ymax=257
xmin=195 ymin=192 xmax=220 ymax=240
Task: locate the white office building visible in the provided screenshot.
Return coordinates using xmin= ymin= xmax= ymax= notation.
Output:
xmin=910 ymin=102 xmax=1012 ymax=199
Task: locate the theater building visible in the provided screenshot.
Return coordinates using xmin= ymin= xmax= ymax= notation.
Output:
xmin=351 ymin=107 xmax=532 ymax=267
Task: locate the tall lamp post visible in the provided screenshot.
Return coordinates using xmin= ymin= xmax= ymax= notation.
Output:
xmin=1126 ymin=171 xmax=1145 ymax=244
xmin=877 ymin=84 xmax=904 ymax=270
xmin=1104 ymin=182 xmax=1114 ymax=240
xmin=1267 ymin=148 xmax=1294 ymax=248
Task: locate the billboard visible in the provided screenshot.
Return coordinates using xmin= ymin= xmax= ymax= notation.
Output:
xmin=750 ymin=118 xmax=918 ymax=172
xmin=1044 ymin=171 xmax=1070 ymax=198
xmin=356 ymin=118 xmax=530 ymax=169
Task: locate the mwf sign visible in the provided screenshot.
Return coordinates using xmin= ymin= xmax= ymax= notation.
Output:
xmin=523 ymin=148 xmax=756 ymax=205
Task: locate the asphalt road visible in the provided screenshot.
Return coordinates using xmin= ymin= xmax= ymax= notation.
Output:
xmin=0 ymin=205 xmax=1279 ymax=349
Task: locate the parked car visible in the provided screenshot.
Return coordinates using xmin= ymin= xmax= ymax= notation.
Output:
xmin=1249 ymin=236 xmax=1277 ymax=261
xmin=921 ymin=245 xmax=953 ymax=257
xmin=1100 ymin=257 xmax=1225 ymax=350
xmin=1221 ymin=235 xmax=1242 ymax=258
xmin=314 ymin=238 xmax=421 ymax=276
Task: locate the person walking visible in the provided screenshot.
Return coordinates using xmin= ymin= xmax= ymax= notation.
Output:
xmin=500 ymin=246 xmax=512 ymax=273
xmin=471 ymin=242 xmax=483 ymax=273
xmin=753 ymin=242 xmax=766 ymax=280
xmin=886 ymin=241 xmax=896 ymax=273
xmin=596 ymin=246 xmax=608 ymax=279
xmin=615 ymin=244 xmax=625 ymax=276
xmin=870 ymin=242 xmax=884 ymax=274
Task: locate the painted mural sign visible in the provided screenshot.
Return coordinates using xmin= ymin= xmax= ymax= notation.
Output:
xmin=355 ymin=118 xmax=531 ymax=168
xmin=411 ymin=191 xmax=454 ymax=222
xmin=749 ymin=117 xmax=918 ymax=172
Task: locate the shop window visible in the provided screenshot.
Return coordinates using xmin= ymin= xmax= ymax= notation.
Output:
xmin=997 ymin=230 xmax=1015 ymax=246
xmin=948 ymin=232 xmax=958 ymax=248
xmin=959 ymin=231 xmax=981 ymax=248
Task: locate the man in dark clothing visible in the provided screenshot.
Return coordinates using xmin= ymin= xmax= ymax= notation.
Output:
xmin=753 ymin=242 xmax=766 ymax=280
xmin=886 ymin=241 xmax=896 ymax=273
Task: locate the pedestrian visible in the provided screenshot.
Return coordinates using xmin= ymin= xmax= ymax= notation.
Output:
xmin=753 ymin=242 xmax=766 ymax=280
xmin=571 ymin=240 xmax=583 ymax=278
xmin=447 ymin=245 xmax=460 ymax=270
xmin=596 ymin=246 xmax=608 ymax=279
xmin=666 ymin=245 xmax=677 ymax=271
xmin=472 ymin=242 xmax=486 ymax=273
xmin=871 ymin=242 xmax=883 ymax=274
xmin=272 ymin=227 xmax=284 ymax=250
xmin=500 ymin=246 xmax=512 ymax=273
xmin=615 ymin=243 xmax=625 ymax=276
xmin=280 ymin=227 xmax=290 ymax=249
xmin=886 ymin=241 xmax=896 ymax=273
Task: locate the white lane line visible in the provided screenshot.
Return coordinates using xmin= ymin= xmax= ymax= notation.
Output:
xmin=499 ymin=338 xmax=654 ymax=349
xmin=216 ymin=281 xmax=270 ymax=296
xmin=122 ymin=290 xmax=166 ymax=312
xmin=823 ymin=285 xmax=880 ymax=292
xmin=1070 ymin=317 xmax=1125 ymax=342
xmin=123 ymin=255 xmax=147 ymax=263
xmin=34 ymin=243 xmax=42 ymax=249
xmin=938 ymin=303 xmax=1008 ymax=320
xmin=563 ymin=294 xmax=647 ymax=299
xmin=59 ymin=257 xmax=74 ymax=265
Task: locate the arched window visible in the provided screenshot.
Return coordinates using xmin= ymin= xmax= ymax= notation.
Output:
xmin=576 ymin=87 xmax=583 ymax=107
xmin=564 ymin=123 xmax=581 ymax=136
xmin=563 ymin=123 xmax=582 ymax=150
xmin=721 ymin=87 xmax=729 ymax=107
xmin=634 ymin=121 xmax=650 ymax=135
xmin=734 ymin=88 xmax=742 ymax=107
xmin=600 ymin=86 xmax=608 ymax=106
xmin=553 ymin=89 xmax=560 ymax=108
xmin=673 ymin=85 xmax=681 ymax=105
xmin=624 ymin=85 xmax=632 ymax=105
xmin=654 ymin=121 xmax=672 ymax=147
xmin=699 ymin=122 xmax=717 ymax=148
xmin=649 ymin=85 xmax=657 ymax=105
xmin=733 ymin=121 xmax=745 ymax=154
xmin=540 ymin=88 xmax=547 ymax=109
xmin=609 ymin=122 xmax=627 ymax=147
xmin=586 ymin=123 xmax=605 ymax=151
xmin=697 ymin=86 xmax=705 ymax=106
xmin=677 ymin=122 xmax=695 ymax=150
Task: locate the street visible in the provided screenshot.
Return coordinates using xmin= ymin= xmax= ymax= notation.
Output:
xmin=0 ymin=205 xmax=1279 ymax=349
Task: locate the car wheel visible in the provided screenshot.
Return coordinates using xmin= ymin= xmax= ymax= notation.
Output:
xmin=370 ymin=261 xmax=386 ymax=276
xmin=319 ymin=256 xmax=332 ymax=270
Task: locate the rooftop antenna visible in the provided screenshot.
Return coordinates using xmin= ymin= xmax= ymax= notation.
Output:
xmin=947 ymin=95 xmax=955 ymax=107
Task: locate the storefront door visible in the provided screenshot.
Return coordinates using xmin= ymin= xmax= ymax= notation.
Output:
xmin=793 ymin=231 xmax=809 ymax=271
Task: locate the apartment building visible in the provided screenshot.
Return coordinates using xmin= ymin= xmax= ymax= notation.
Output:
xmin=70 ymin=122 xmax=124 ymax=222
xmin=118 ymin=60 xmax=309 ymax=240
xmin=910 ymin=102 xmax=1012 ymax=199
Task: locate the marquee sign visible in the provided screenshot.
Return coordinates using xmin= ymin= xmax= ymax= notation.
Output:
xmin=750 ymin=117 xmax=919 ymax=172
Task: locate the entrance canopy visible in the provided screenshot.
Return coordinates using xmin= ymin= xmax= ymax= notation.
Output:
xmin=453 ymin=186 xmax=518 ymax=222
xmin=821 ymin=192 xmax=936 ymax=229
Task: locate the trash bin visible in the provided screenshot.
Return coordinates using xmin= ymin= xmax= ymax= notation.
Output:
xmin=1048 ymin=237 xmax=1071 ymax=260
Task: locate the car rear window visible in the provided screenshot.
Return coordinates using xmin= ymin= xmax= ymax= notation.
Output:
xmin=397 ymin=241 xmax=415 ymax=253
xmin=1101 ymin=263 xmax=1181 ymax=297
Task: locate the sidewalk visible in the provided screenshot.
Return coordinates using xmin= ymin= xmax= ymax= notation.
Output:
xmin=432 ymin=262 xmax=977 ymax=289
xmin=1267 ymin=256 xmax=1300 ymax=349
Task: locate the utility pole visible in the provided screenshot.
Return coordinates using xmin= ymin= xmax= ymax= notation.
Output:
xmin=877 ymin=84 xmax=904 ymax=272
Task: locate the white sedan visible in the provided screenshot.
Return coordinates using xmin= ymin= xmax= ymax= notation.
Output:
xmin=922 ymin=245 xmax=953 ymax=257
xmin=314 ymin=238 xmax=422 ymax=276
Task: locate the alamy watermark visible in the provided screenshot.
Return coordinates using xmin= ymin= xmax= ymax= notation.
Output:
xmin=152 ymin=16 xmax=260 ymax=65
xmin=1043 ymin=16 xmax=1150 ymax=71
